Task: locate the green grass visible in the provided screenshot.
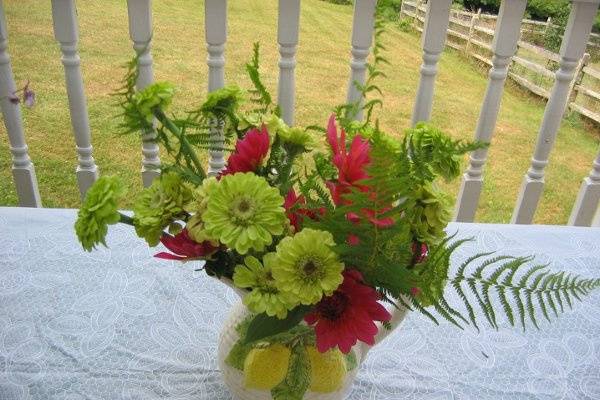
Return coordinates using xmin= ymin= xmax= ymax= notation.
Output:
xmin=1 ymin=0 xmax=599 ymax=224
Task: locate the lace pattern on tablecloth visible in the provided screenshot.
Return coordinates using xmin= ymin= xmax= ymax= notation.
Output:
xmin=0 ymin=207 xmax=599 ymax=399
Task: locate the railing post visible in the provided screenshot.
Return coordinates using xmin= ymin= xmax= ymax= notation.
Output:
xmin=51 ymin=0 xmax=99 ymax=200
xmin=569 ymin=150 xmax=600 ymax=226
xmin=277 ymin=0 xmax=301 ymax=126
xmin=512 ymin=0 xmax=600 ymax=224
xmin=465 ymin=8 xmax=481 ymax=56
xmin=346 ymin=0 xmax=377 ymax=121
xmin=0 ymin=0 xmax=41 ymax=207
xmin=455 ymin=0 xmax=527 ymax=222
xmin=411 ymin=0 xmax=452 ymax=126
xmin=205 ymin=0 xmax=227 ymax=176
xmin=127 ymin=0 xmax=161 ymax=187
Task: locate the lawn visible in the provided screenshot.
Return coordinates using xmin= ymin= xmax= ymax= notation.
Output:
xmin=1 ymin=0 xmax=599 ymax=224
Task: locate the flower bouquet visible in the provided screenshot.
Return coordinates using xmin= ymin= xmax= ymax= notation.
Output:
xmin=75 ymin=45 xmax=600 ymax=400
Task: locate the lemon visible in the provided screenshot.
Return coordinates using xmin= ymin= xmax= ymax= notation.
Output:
xmin=307 ymin=346 xmax=347 ymax=393
xmin=243 ymin=344 xmax=291 ymax=390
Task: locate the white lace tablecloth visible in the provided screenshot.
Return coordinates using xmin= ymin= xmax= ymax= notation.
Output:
xmin=1 ymin=207 xmax=600 ymax=400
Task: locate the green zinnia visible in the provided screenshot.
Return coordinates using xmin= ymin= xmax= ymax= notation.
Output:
xmin=271 ymin=229 xmax=344 ymax=305
xmin=75 ymin=176 xmax=126 ymax=251
xmin=278 ymin=127 xmax=315 ymax=153
xmin=185 ymin=177 xmax=219 ymax=243
xmin=407 ymin=183 xmax=452 ymax=245
xmin=133 ymin=172 xmax=193 ymax=247
xmin=200 ymin=85 xmax=244 ymax=117
xmin=233 ymin=255 xmax=298 ymax=319
xmin=202 ymin=173 xmax=286 ymax=254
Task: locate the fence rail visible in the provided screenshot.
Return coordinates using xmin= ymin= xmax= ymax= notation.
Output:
xmin=401 ymin=0 xmax=600 ymax=126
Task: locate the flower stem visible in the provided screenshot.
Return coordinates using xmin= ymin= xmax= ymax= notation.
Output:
xmin=153 ymin=109 xmax=207 ymax=179
xmin=119 ymin=213 xmax=135 ymax=226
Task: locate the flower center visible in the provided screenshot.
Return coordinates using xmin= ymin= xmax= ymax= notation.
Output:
xmin=296 ymin=256 xmax=323 ymax=281
xmin=238 ymin=199 xmax=251 ymax=213
xmin=316 ymin=291 xmax=349 ymax=321
xmin=303 ymin=261 xmax=318 ymax=276
xmin=230 ymin=196 xmax=256 ymax=225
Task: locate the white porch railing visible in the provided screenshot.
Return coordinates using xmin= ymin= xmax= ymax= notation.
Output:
xmin=1 ymin=0 xmax=599 ymax=227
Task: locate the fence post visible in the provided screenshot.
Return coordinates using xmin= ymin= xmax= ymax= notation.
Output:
xmin=465 ymin=8 xmax=481 ymax=56
xmin=512 ymin=0 xmax=600 ymax=224
xmin=205 ymin=0 xmax=228 ymax=176
xmin=567 ymin=52 xmax=590 ymax=106
xmin=127 ymin=0 xmax=161 ymax=187
xmin=411 ymin=0 xmax=453 ymax=125
xmin=51 ymin=0 xmax=99 ymax=200
xmin=277 ymin=0 xmax=301 ymax=126
xmin=544 ymin=17 xmax=552 ymax=36
xmin=455 ymin=0 xmax=527 ymax=222
xmin=346 ymin=0 xmax=377 ymax=121
xmin=413 ymin=0 xmax=422 ymax=29
xmin=568 ymin=149 xmax=600 ymax=226
xmin=0 ymin=0 xmax=41 ymax=207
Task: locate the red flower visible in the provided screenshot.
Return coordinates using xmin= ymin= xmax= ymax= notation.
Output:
xmin=327 ymin=115 xmax=370 ymax=187
xmin=412 ymin=241 xmax=429 ymax=264
xmin=222 ymin=125 xmax=270 ymax=176
xmin=325 ymin=115 xmax=394 ymax=228
xmin=305 ymin=270 xmax=391 ymax=354
xmin=284 ymin=189 xmax=305 ymax=232
xmin=284 ymin=189 xmax=325 ymax=232
xmin=154 ymin=229 xmax=217 ymax=261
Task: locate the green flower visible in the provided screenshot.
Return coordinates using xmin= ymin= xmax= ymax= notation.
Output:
xmin=271 ymin=229 xmax=344 ymax=305
xmin=200 ymin=85 xmax=244 ymax=117
xmin=75 ymin=176 xmax=126 ymax=251
xmin=184 ymin=177 xmax=219 ymax=243
xmin=278 ymin=127 xmax=315 ymax=152
xmin=233 ymin=255 xmax=298 ymax=319
xmin=238 ymin=113 xmax=286 ymax=139
xmin=407 ymin=183 xmax=452 ymax=245
xmin=132 ymin=82 xmax=175 ymax=124
xmin=133 ymin=172 xmax=193 ymax=246
xmin=202 ymin=173 xmax=286 ymax=254
xmin=185 ymin=213 xmax=215 ymax=243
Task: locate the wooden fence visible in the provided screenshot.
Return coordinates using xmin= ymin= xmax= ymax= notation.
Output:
xmin=400 ymin=0 xmax=600 ymax=126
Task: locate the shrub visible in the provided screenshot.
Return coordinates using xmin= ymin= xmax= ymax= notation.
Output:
xmin=397 ymin=17 xmax=413 ymax=33
xmin=377 ymin=0 xmax=403 ymax=22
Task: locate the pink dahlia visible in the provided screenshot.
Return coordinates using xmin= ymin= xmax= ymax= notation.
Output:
xmin=222 ymin=125 xmax=270 ymax=176
xmin=154 ymin=229 xmax=217 ymax=261
xmin=305 ymin=270 xmax=391 ymax=354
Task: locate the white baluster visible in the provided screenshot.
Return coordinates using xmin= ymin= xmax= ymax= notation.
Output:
xmin=411 ymin=0 xmax=452 ymax=126
xmin=51 ymin=0 xmax=98 ymax=200
xmin=205 ymin=0 xmax=227 ymax=176
xmin=0 ymin=0 xmax=41 ymax=207
xmin=512 ymin=0 xmax=600 ymax=224
xmin=346 ymin=0 xmax=377 ymax=121
xmin=454 ymin=0 xmax=527 ymax=222
xmin=127 ymin=0 xmax=161 ymax=187
xmin=277 ymin=0 xmax=301 ymax=126
xmin=568 ymin=150 xmax=600 ymax=226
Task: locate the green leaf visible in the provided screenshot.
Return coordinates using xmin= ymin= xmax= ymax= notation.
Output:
xmin=225 ymin=340 xmax=253 ymax=371
xmin=244 ymin=305 xmax=311 ymax=344
xmin=271 ymin=342 xmax=311 ymax=400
